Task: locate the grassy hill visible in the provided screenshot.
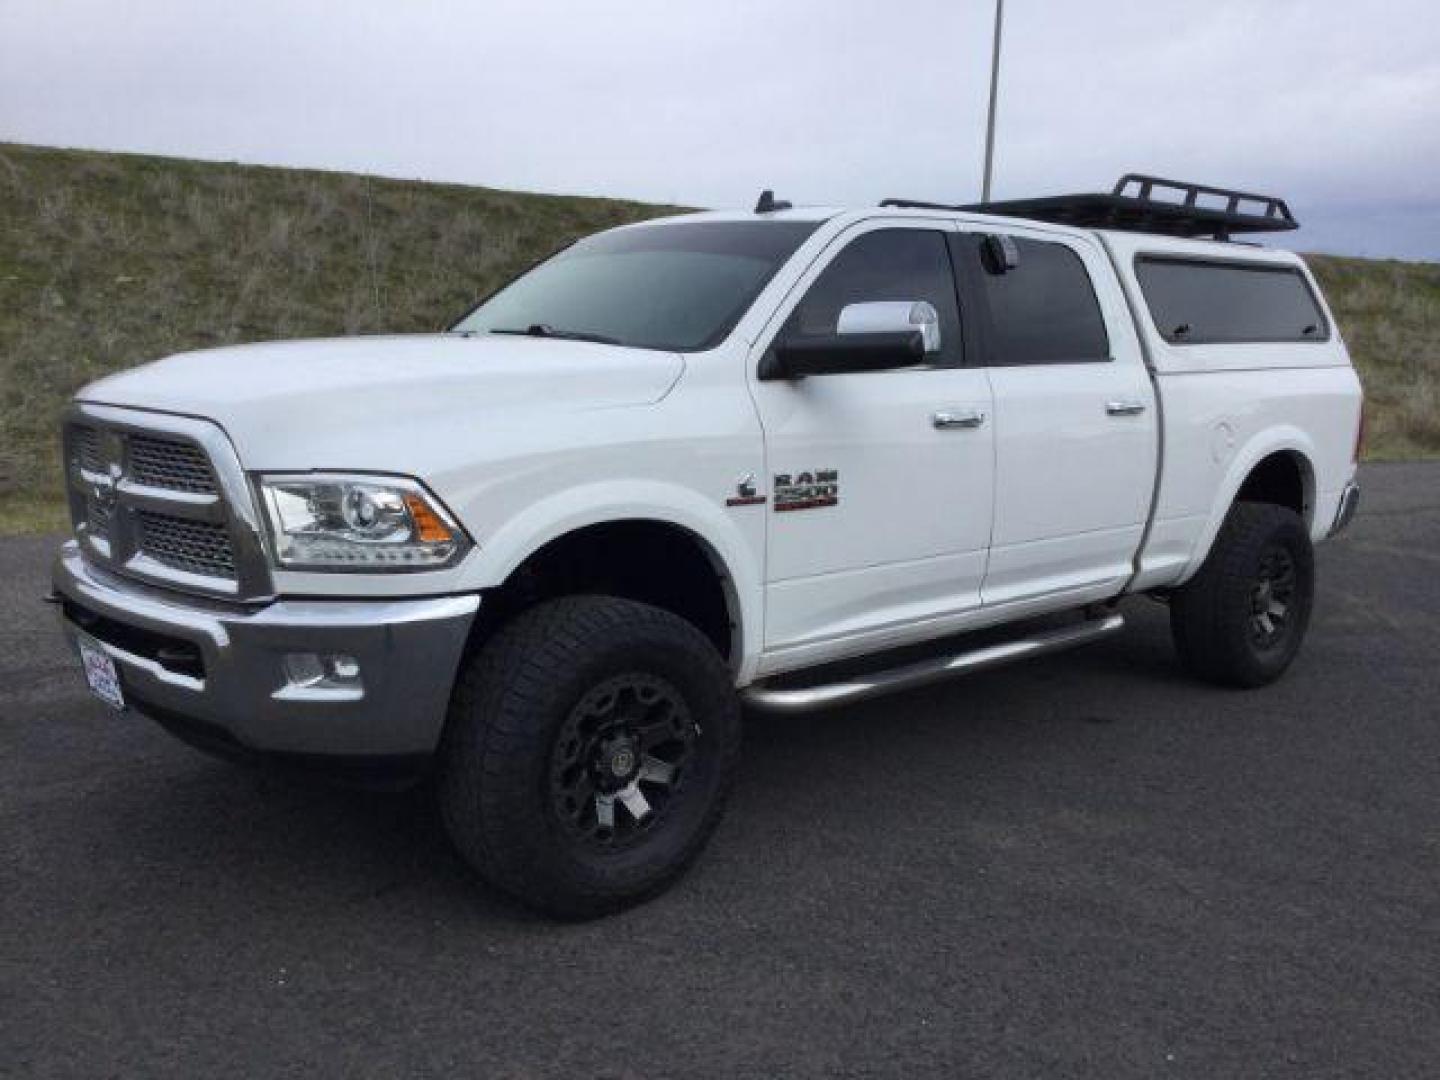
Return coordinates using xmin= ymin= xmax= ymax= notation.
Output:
xmin=0 ymin=143 xmax=675 ymax=532
xmin=1 ymin=142 xmax=1435 ymax=534
xmin=1305 ymin=254 xmax=1438 ymax=458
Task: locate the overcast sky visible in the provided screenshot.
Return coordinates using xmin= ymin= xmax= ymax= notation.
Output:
xmin=2 ymin=0 xmax=1437 ymax=259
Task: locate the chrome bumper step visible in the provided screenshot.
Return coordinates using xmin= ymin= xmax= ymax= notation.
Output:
xmin=741 ymin=612 xmax=1126 ymax=714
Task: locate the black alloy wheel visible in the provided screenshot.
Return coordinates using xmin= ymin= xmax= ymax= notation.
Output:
xmin=550 ymin=672 xmax=697 ymax=848
xmin=1248 ymin=545 xmax=1298 ymax=651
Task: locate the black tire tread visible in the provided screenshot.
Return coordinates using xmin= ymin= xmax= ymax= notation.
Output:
xmin=1170 ymin=501 xmax=1314 ymax=688
xmin=438 ymin=595 xmax=738 ymax=918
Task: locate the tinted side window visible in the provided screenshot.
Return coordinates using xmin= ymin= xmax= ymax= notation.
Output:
xmin=973 ymin=236 xmax=1110 ymax=365
xmin=782 ymin=229 xmax=962 ymax=368
xmin=1135 ymin=258 xmax=1328 ymax=344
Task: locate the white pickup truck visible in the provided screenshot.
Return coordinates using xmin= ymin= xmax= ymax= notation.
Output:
xmin=52 ymin=175 xmax=1362 ymax=917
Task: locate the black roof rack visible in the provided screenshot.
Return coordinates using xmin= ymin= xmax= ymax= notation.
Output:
xmin=881 ymin=174 xmax=1298 ymax=241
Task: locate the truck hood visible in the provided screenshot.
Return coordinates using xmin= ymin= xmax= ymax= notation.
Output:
xmin=78 ymin=333 xmax=686 ymax=472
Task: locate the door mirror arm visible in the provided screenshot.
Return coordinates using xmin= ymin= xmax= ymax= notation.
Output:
xmin=759 ymin=330 xmax=926 ymax=381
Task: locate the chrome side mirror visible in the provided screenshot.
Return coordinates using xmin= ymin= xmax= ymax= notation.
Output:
xmin=836 ymin=300 xmax=942 ymax=355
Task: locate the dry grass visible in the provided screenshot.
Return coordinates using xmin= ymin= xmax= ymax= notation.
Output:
xmin=0 ymin=143 xmax=1435 ymax=534
xmin=1305 ymin=254 xmax=1440 ymax=460
xmin=0 ymin=143 xmax=673 ymax=533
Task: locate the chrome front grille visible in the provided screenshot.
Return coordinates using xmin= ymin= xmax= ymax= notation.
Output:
xmin=128 ymin=434 xmax=216 ymax=493
xmin=70 ymin=423 xmax=118 ymax=551
xmin=64 ymin=406 xmax=270 ymax=600
xmin=136 ymin=511 xmax=237 ymax=579
xmin=85 ymin=493 xmax=114 ymax=538
xmin=76 ymin=426 xmax=105 ymax=474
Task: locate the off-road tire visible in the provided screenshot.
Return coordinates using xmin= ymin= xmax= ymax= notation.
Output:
xmin=438 ymin=595 xmax=740 ymax=919
xmin=1170 ymin=502 xmax=1315 ymax=688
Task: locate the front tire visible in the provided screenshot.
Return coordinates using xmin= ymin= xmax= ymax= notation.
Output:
xmin=1170 ymin=502 xmax=1315 ymax=688
xmin=438 ymin=596 xmax=740 ymax=919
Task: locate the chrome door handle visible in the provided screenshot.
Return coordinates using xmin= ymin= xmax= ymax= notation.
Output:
xmin=932 ymin=410 xmax=986 ymax=430
xmin=1106 ymin=400 xmax=1147 ymax=416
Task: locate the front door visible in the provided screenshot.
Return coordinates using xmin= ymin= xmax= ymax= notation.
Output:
xmin=748 ymin=221 xmax=995 ymax=662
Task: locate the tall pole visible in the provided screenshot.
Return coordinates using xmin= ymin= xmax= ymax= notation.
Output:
xmin=981 ymin=0 xmax=1005 ymax=203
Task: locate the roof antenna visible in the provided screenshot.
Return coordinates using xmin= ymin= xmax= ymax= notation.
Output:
xmin=754 ymin=189 xmax=792 ymax=214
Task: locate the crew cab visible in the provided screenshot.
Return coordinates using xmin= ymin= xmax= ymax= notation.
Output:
xmin=51 ymin=174 xmax=1364 ymax=917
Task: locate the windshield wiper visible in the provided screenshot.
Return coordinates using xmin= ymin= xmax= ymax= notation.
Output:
xmin=488 ymin=324 xmax=621 ymax=346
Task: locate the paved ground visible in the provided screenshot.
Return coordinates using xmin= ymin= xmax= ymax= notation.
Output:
xmin=3 ymin=462 xmax=1438 ymax=1079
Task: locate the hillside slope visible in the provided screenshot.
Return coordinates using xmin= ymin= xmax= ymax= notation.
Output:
xmin=1 ymin=143 xmax=1435 ymax=533
xmin=0 ymin=143 xmax=673 ymax=531
xmin=1305 ymin=254 xmax=1439 ymax=459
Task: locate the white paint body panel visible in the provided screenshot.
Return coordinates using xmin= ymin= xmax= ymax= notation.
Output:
xmin=74 ymin=206 xmax=1363 ymax=688
xmin=976 ymin=225 xmax=1158 ymax=606
xmin=745 ymin=217 xmax=995 ymax=653
xmin=1098 ymin=230 xmax=1363 ymax=590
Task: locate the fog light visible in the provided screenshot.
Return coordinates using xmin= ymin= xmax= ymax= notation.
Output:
xmin=284 ymin=652 xmax=362 ymax=690
xmin=284 ymin=652 xmax=326 ymax=688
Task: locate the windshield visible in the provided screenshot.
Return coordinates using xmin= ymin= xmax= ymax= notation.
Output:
xmin=452 ymin=219 xmax=820 ymax=352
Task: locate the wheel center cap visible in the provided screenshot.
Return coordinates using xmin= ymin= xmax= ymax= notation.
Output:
xmin=609 ymin=746 xmax=637 ymax=778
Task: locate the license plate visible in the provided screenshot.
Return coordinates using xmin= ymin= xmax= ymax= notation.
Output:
xmin=77 ymin=635 xmax=125 ymax=710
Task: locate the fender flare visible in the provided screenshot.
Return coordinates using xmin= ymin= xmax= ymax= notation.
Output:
xmin=456 ymin=480 xmax=764 ymax=681
xmin=1179 ymin=426 xmax=1317 ymax=584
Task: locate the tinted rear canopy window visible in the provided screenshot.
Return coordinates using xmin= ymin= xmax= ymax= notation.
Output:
xmin=1135 ymin=257 xmax=1328 ymax=344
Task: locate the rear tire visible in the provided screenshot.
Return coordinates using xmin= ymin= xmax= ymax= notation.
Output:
xmin=1170 ymin=502 xmax=1315 ymax=688
xmin=438 ymin=595 xmax=740 ymax=919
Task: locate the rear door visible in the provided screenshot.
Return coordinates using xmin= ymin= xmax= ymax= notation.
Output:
xmin=749 ymin=220 xmax=995 ymax=658
xmin=954 ymin=228 xmax=1157 ymax=606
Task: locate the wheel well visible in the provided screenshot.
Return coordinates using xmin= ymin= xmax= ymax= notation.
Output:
xmin=473 ymin=521 xmax=737 ymax=662
xmin=1234 ymin=451 xmax=1311 ymax=522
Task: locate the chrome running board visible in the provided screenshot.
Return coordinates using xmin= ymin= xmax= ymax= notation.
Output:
xmin=741 ymin=612 xmax=1126 ymax=714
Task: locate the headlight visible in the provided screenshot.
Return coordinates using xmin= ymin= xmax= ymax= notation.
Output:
xmin=257 ymin=473 xmax=470 ymax=571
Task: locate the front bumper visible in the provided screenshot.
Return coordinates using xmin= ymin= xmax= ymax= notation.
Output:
xmin=51 ymin=541 xmax=478 ymax=760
